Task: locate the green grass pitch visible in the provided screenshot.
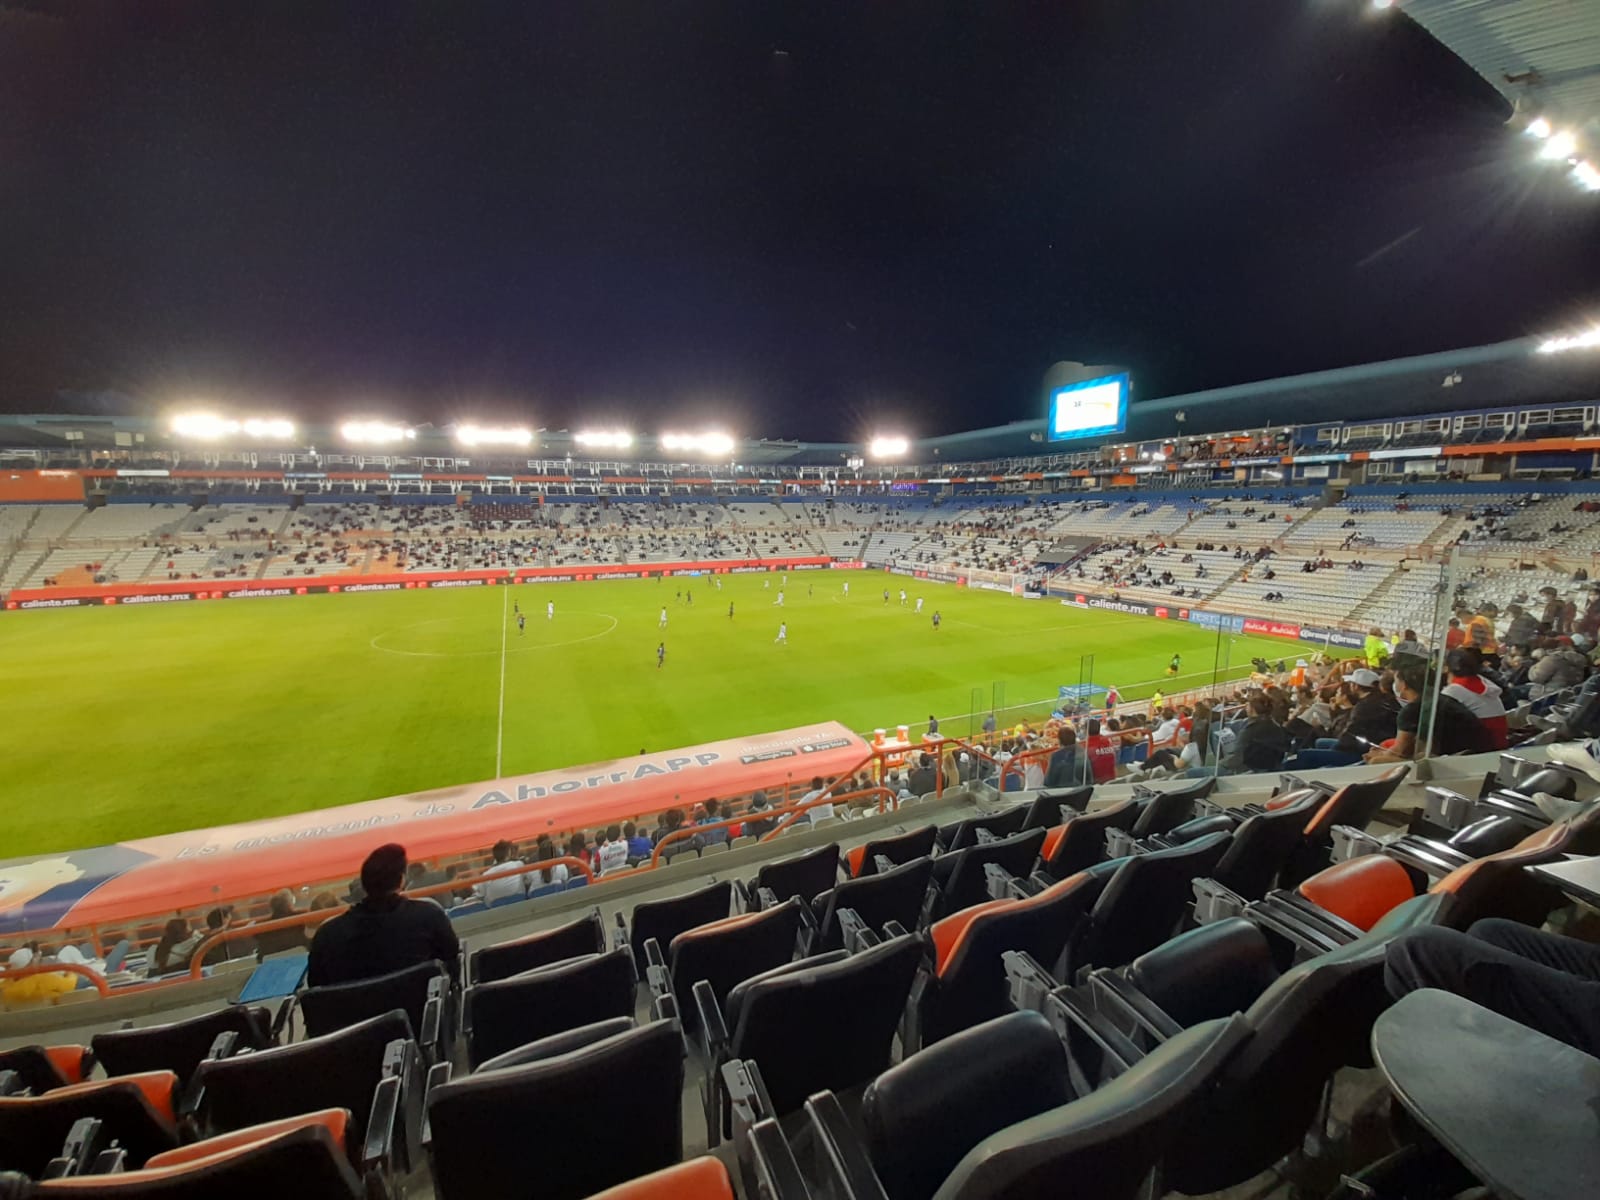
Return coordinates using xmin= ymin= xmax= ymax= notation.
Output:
xmin=0 ymin=570 xmax=1302 ymax=857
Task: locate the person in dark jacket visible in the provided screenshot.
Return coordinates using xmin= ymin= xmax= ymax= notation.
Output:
xmin=1226 ymin=694 xmax=1290 ymax=774
xmin=1335 ymin=668 xmax=1401 ymax=754
xmin=307 ymin=843 xmax=460 ymax=987
xmin=1043 ymin=727 xmax=1078 ymax=788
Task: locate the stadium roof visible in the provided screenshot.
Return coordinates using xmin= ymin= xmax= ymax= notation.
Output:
xmin=3 ymin=335 xmax=1600 ymax=465
xmin=1402 ymin=0 xmax=1600 ymax=135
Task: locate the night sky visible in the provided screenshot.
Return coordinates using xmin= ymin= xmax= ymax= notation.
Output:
xmin=2 ymin=0 xmax=1596 ymax=440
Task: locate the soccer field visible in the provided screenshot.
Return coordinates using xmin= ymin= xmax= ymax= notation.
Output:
xmin=0 ymin=570 xmax=1301 ymax=856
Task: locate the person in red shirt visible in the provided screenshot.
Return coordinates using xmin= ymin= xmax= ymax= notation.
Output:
xmin=1084 ymin=718 xmax=1120 ymax=784
xmin=1444 ymin=617 xmax=1465 ymax=651
xmin=1442 ymin=647 xmax=1509 ymax=750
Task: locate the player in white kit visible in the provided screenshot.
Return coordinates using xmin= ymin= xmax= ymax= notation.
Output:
xmin=659 ymin=607 xmax=668 ymax=628
xmin=775 ymin=621 xmax=787 ymax=644
xmin=842 ymin=581 xmax=849 ymax=597
xmin=774 ymin=590 xmax=784 ymax=606
xmin=915 ymin=596 xmax=924 ymax=614
xmin=546 ymin=601 xmax=554 ymax=620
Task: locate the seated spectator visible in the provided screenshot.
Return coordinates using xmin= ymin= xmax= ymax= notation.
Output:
xmin=1043 ymin=727 xmax=1077 ymax=788
xmin=1225 ymin=694 xmax=1290 ymax=774
xmin=149 ymin=918 xmax=206 ymax=977
xmin=624 ymin=820 xmax=654 ymax=862
xmin=1366 ymin=660 xmax=1493 ymax=763
xmin=597 ymin=824 xmax=629 ymax=875
xmin=743 ymin=792 xmax=776 ymax=839
xmin=534 ymin=838 xmax=570 ymax=886
xmin=801 ymin=776 xmax=835 ymax=823
xmin=1443 ymin=647 xmax=1509 ymax=750
xmin=475 ymin=839 xmax=529 ymax=905
xmin=697 ymin=798 xmax=729 ymax=844
xmin=307 ymin=843 xmax=460 ymax=987
xmin=655 ymin=808 xmax=693 ymax=859
xmin=1386 ymin=918 xmax=1600 ymax=1056
xmin=566 ymin=832 xmax=592 ymax=872
xmin=254 ymin=888 xmax=312 ymax=960
xmin=1084 ymin=718 xmax=1120 ymax=784
xmin=1529 ymin=637 xmax=1590 ymax=699
xmin=407 ymin=860 xmax=448 ymax=891
xmin=907 ymin=754 xmax=936 ymax=797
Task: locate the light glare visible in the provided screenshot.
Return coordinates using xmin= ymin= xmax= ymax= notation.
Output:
xmin=573 ymin=430 xmax=635 ymax=449
xmin=1536 ymin=328 xmax=1600 ymax=355
xmin=171 ymin=413 xmax=295 ymax=440
xmin=1573 ymin=160 xmax=1600 ymax=192
xmin=868 ymin=435 xmax=910 ymax=459
xmin=456 ymin=424 xmax=534 ymax=447
xmin=1540 ymin=130 xmax=1578 ymax=160
xmin=340 ymin=420 xmax=415 ymax=444
xmin=1526 ymin=117 xmax=1552 ymax=139
xmin=660 ymin=431 xmax=735 ymax=456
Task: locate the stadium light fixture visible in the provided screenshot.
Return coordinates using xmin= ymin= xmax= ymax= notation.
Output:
xmin=868 ymin=435 xmax=910 ymax=459
xmin=170 ymin=413 xmax=296 ymax=440
xmin=660 ymin=431 xmax=736 ymax=456
xmin=1539 ymin=130 xmax=1579 ymax=161
xmin=573 ymin=430 xmax=635 ymax=449
xmin=340 ymin=420 xmax=416 ymax=444
xmin=1572 ymin=160 xmax=1600 ymax=193
xmin=1526 ymin=117 xmax=1552 ymax=140
xmin=455 ymin=424 xmax=534 ymax=448
xmin=1536 ymin=327 xmax=1600 ymax=355
xmin=1370 ymin=0 xmax=1394 ymax=9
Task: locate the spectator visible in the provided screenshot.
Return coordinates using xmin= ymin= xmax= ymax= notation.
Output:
xmin=1529 ymin=637 xmax=1590 ymax=699
xmin=407 ymin=860 xmax=448 ymax=891
xmin=566 ymin=832 xmax=591 ymax=873
xmin=804 ymin=777 xmax=836 ymax=824
xmin=655 ymin=808 xmax=692 ymax=860
xmin=1443 ymin=647 xmax=1509 ymax=749
xmin=254 ymin=889 xmax=312 ymax=959
xmin=535 ymin=838 xmax=571 ymax=885
xmin=697 ymin=799 xmax=729 ymax=845
xmin=743 ymin=792 xmax=776 ymax=839
xmin=1043 ymin=726 xmax=1077 ymax=788
xmin=149 ymin=918 xmax=205 ymax=977
xmin=475 ymin=839 xmax=529 ymax=906
xmin=308 ymin=891 xmax=341 ymax=912
xmin=1364 ymin=628 xmax=1388 ymax=668
xmin=1226 ymin=694 xmax=1290 ymax=774
xmin=907 ymin=754 xmax=936 ymax=797
xmin=1334 ymin=668 xmax=1400 ymax=755
xmin=1466 ymin=606 xmax=1497 ymax=652
xmin=597 ymin=824 xmax=629 ymax=875
xmin=1084 ymin=718 xmax=1120 ymax=784
xmin=2 ymin=945 xmax=76 ymax=1002
xmin=1385 ymin=918 xmax=1600 ymax=1056
xmin=1150 ymin=708 xmax=1181 ymax=749
xmin=204 ymin=906 xmax=247 ymax=963
xmin=624 ymin=820 xmax=654 ymax=862
xmin=1444 ymin=617 xmax=1464 ymax=651
xmin=307 ymin=843 xmax=460 ymax=987
xmin=1390 ymin=629 xmax=1427 ymax=662
xmin=1366 ymin=660 xmax=1492 ymax=762
xmin=1502 ymin=605 xmax=1540 ymax=650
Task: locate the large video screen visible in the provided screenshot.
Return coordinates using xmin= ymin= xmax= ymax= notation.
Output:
xmin=1047 ymin=373 xmax=1129 ymax=442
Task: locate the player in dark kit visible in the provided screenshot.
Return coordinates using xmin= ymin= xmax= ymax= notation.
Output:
xmin=728 ymin=602 xmax=734 ymax=619
xmin=932 ymin=611 xmax=941 ymax=630
xmin=517 ymin=612 xmax=526 ymax=635
xmin=1167 ymin=652 xmax=1182 ymax=677
xmin=656 ymin=642 xmax=665 ymax=668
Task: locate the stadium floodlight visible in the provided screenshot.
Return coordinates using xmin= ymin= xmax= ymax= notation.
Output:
xmin=455 ymin=424 xmax=534 ymax=447
xmin=1539 ymin=130 xmax=1578 ymax=161
xmin=660 ymin=431 xmax=736 ymax=456
xmin=1536 ymin=327 xmax=1600 ymax=355
xmin=1526 ymin=117 xmax=1552 ymax=140
xmin=1573 ymin=160 xmax=1600 ymax=193
xmin=171 ymin=413 xmax=296 ymax=440
xmin=340 ymin=420 xmax=416 ymax=444
xmin=573 ymin=430 xmax=635 ymax=449
xmin=1370 ymin=0 xmax=1394 ymax=9
xmin=868 ymin=435 xmax=910 ymax=459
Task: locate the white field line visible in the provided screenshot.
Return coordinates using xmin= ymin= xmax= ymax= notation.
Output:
xmin=496 ymin=586 xmax=509 ymax=777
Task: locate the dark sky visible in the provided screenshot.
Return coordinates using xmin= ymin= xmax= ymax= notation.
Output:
xmin=1 ymin=0 xmax=1596 ymax=440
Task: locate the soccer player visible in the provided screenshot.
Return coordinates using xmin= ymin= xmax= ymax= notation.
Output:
xmin=728 ymin=601 xmax=735 ymax=619
xmin=775 ymin=621 xmax=787 ymax=644
xmin=842 ymin=581 xmax=849 ymax=597
xmin=686 ymin=589 xmax=692 ymax=606
xmin=659 ymin=607 xmax=668 ymax=629
xmin=764 ymin=578 xmax=770 ymax=589
xmin=546 ymin=601 xmax=554 ymax=620
xmin=676 ymin=588 xmax=682 ymax=603
xmin=915 ymin=596 xmax=924 ymax=614
xmin=883 ymin=588 xmax=890 ymax=604
xmin=714 ymin=576 xmax=722 ymax=590
xmin=782 ymin=573 xmax=787 ymax=587
xmin=899 ymin=589 xmax=907 ymax=606
xmin=657 ymin=642 xmax=666 ymax=668
xmin=808 ymin=583 xmax=813 ymax=597
xmin=517 ymin=612 xmax=526 ymax=635
xmin=775 ymin=590 xmax=784 ymax=606
xmin=1167 ymin=653 xmax=1182 ymax=678
xmin=932 ymin=610 xmax=941 ymax=630
xmin=513 ymin=600 xmax=520 ymax=615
